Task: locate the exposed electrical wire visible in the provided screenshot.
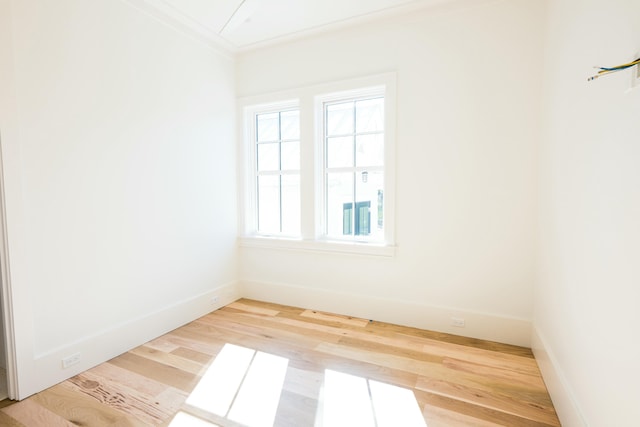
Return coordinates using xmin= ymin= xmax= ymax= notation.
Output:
xmin=588 ymin=57 xmax=640 ymax=81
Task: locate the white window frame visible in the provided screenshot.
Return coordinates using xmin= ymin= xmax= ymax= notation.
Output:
xmin=316 ymin=87 xmax=388 ymax=244
xmin=244 ymin=100 xmax=301 ymax=237
xmin=238 ymin=73 xmax=396 ymax=257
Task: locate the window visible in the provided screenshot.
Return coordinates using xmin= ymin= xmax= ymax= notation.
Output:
xmin=240 ymin=74 xmax=395 ymax=256
xmin=254 ymin=108 xmax=300 ymax=236
xmin=323 ymin=95 xmax=385 ymax=242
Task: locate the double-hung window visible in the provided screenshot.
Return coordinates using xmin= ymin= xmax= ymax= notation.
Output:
xmin=240 ymin=74 xmax=395 ymax=256
xmin=254 ymin=107 xmax=300 ymax=236
xmin=322 ymin=94 xmax=385 ymax=242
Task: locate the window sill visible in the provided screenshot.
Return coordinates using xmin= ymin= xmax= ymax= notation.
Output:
xmin=238 ymin=236 xmax=396 ymax=258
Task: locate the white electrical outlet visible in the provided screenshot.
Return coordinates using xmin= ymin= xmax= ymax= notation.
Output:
xmin=451 ymin=317 xmax=465 ymax=328
xmin=62 ymin=352 xmax=81 ymax=369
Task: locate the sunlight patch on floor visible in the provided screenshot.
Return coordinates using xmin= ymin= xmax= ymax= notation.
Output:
xmin=369 ymin=377 xmax=427 ymax=426
xmin=227 ymin=351 xmax=289 ymax=426
xmin=183 ymin=343 xmax=288 ymax=427
xmin=317 ymin=369 xmax=426 ymax=427
xmin=318 ymin=370 xmax=376 ymax=427
xmin=186 ymin=343 xmax=256 ymax=417
xmin=177 ymin=343 xmax=426 ymax=427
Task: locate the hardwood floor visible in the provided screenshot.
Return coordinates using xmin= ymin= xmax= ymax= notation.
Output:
xmin=0 ymin=299 xmax=560 ymax=426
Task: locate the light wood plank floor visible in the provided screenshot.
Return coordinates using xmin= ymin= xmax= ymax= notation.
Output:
xmin=0 ymin=299 xmax=560 ymax=426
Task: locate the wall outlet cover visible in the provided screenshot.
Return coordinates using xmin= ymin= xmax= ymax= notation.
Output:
xmin=451 ymin=317 xmax=466 ymax=328
xmin=62 ymin=352 xmax=81 ymax=369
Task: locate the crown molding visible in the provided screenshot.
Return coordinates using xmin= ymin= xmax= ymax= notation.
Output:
xmin=121 ymin=0 xmax=238 ymax=58
xmin=232 ymin=0 xmax=462 ymax=53
xmin=122 ymin=0 xmax=473 ymax=56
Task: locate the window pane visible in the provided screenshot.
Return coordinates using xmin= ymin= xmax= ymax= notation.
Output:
xmin=326 ymin=172 xmax=354 ymax=238
xmin=280 ymin=110 xmax=300 ymax=140
xmin=257 ymin=113 xmax=279 ymax=142
xmin=257 ymin=143 xmax=279 ymax=171
xmin=258 ymin=176 xmax=280 ymax=234
xmin=355 ymin=171 xmax=384 ymax=241
xmin=281 ymin=175 xmax=300 ymax=235
xmin=327 ymin=136 xmax=354 ymax=168
xmin=355 ymin=134 xmax=384 ymax=167
xmin=326 ymin=102 xmax=354 ymax=136
xmin=281 ymin=141 xmax=300 ymax=171
xmin=356 ymin=98 xmax=384 ymax=133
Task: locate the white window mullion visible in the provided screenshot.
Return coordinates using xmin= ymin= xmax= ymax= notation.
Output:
xmin=313 ymin=94 xmax=327 ymax=239
xmin=297 ymin=94 xmax=315 ymax=241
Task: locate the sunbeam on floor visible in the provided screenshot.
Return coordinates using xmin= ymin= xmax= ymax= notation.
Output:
xmin=170 ymin=343 xmax=426 ymax=427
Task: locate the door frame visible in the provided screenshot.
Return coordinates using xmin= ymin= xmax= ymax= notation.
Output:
xmin=0 ymin=132 xmax=17 ymax=399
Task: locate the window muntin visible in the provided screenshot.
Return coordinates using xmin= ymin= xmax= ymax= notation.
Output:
xmin=255 ymin=109 xmax=300 ymax=236
xmin=323 ymin=96 xmax=385 ymax=242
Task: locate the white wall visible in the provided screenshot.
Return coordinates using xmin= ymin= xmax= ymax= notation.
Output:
xmin=0 ymin=0 xmax=238 ymax=398
xmin=535 ymin=0 xmax=640 ymax=425
xmin=236 ymin=0 xmax=545 ymax=346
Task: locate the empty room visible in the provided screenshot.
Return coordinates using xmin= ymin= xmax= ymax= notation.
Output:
xmin=0 ymin=0 xmax=638 ymax=425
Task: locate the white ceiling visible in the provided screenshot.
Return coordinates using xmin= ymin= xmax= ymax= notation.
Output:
xmin=142 ymin=0 xmax=449 ymax=51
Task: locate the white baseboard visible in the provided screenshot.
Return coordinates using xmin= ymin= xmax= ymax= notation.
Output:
xmin=24 ymin=279 xmax=534 ymax=400
xmin=531 ymin=326 xmax=587 ymax=427
xmin=240 ymin=280 xmax=532 ymax=347
xmin=27 ymin=281 xmax=240 ymax=400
